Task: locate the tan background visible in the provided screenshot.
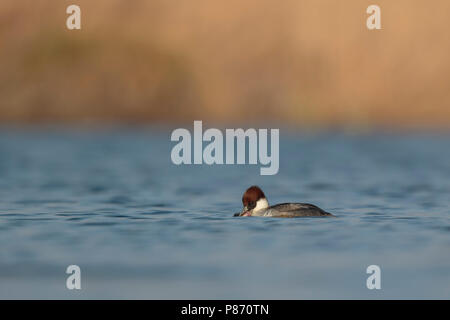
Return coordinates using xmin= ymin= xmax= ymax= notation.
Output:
xmin=1 ymin=0 xmax=449 ymax=129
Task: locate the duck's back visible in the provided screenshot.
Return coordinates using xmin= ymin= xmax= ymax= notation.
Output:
xmin=262 ymin=203 xmax=334 ymax=217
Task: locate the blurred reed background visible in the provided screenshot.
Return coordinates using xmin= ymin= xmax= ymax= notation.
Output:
xmin=1 ymin=0 xmax=449 ymax=129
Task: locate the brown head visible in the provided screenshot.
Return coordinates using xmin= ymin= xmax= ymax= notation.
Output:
xmin=239 ymin=186 xmax=269 ymax=216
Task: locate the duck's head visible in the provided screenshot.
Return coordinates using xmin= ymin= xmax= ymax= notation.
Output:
xmin=235 ymin=185 xmax=269 ymax=217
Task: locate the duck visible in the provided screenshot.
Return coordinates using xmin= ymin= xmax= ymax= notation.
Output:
xmin=234 ymin=186 xmax=334 ymax=217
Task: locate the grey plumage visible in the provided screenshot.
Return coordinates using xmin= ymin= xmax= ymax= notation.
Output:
xmin=254 ymin=203 xmax=334 ymax=217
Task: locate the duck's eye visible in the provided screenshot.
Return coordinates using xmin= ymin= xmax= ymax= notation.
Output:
xmin=248 ymin=201 xmax=255 ymax=208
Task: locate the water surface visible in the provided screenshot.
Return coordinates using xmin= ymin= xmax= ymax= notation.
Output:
xmin=0 ymin=128 xmax=449 ymax=299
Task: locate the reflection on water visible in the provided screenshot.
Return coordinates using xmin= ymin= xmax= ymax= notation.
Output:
xmin=0 ymin=129 xmax=449 ymax=298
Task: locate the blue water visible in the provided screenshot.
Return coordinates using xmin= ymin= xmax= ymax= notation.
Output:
xmin=0 ymin=128 xmax=449 ymax=299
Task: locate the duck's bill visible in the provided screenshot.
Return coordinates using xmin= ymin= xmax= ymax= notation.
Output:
xmin=233 ymin=207 xmax=251 ymax=217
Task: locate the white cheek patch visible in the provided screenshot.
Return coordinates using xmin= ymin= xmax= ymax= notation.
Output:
xmin=253 ymin=198 xmax=269 ymax=212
